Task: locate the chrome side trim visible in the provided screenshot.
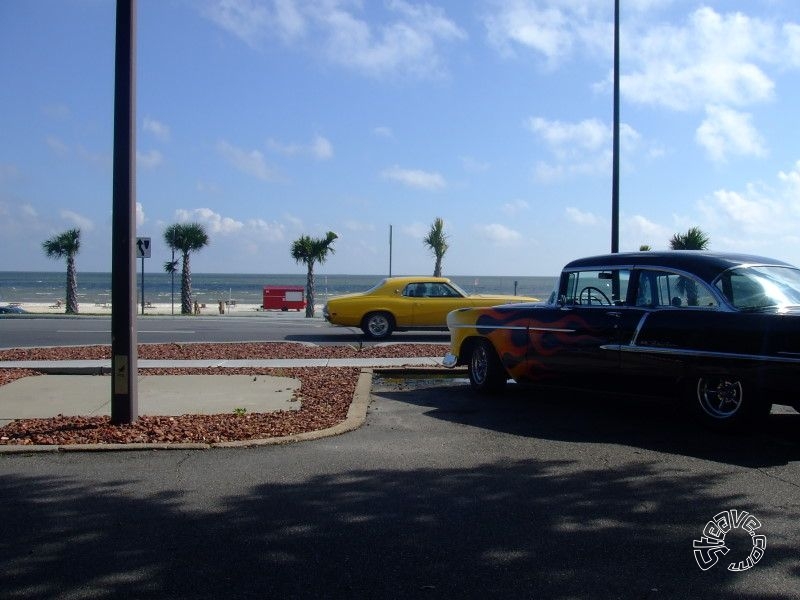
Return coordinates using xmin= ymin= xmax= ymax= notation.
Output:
xmin=448 ymin=323 xmax=575 ymax=334
xmin=603 ymin=343 xmax=800 ymax=365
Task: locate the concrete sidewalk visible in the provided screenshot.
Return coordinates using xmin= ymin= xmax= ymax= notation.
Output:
xmin=0 ymin=357 xmax=446 ymax=447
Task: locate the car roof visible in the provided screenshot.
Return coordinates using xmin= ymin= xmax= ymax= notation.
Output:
xmin=563 ymin=251 xmax=795 ymax=283
xmin=381 ymin=276 xmax=452 ymax=285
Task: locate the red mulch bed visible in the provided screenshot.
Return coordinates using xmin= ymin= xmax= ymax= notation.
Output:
xmin=0 ymin=343 xmax=448 ymax=447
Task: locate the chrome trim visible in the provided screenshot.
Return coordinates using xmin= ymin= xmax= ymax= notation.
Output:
xmin=629 ymin=313 xmax=649 ymax=346
xmin=443 ymin=352 xmax=458 ymax=368
xmin=448 ymin=323 xmax=575 ymax=334
xmin=603 ymin=343 xmax=800 ymax=364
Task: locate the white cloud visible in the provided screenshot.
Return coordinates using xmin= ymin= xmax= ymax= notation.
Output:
xmin=218 ymin=140 xmax=277 ymax=181
xmin=137 ymin=149 xmax=163 ymax=169
xmin=381 ymin=165 xmax=446 ymax=190
xmin=501 ymin=199 xmax=529 ymax=215
xmin=202 ymin=0 xmax=466 ymax=78
xmin=143 ymin=117 xmax=170 ymax=142
xmin=246 ymin=218 xmax=285 ymax=241
xmin=622 ymin=7 xmax=778 ymax=111
xmin=402 ymin=222 xmax=429 ymax=238
xmin=60 ymin=210 xmax=94 ymax=232
xmin=267 ymin=134 xmax=333 ymax=160
xmin=46 ymin=136 xmax=70 ymax=156
xmin=482 ymin=0 xmax=616 ymax=69
xmin=175 ymin=207 xmax=244 ymax=234
xmin=202 ymin=0 xmax=271 ymax=48
xmin=343 ymin=220 xmax=375 ymax=232
xmin=528 ymin=116 xmax=646 ymax=180
xmin=373 ymin=126 xmax=394 ymax=139
xmin=565 ymin=207 xmax=602 ymax=226
xmin=475 ymin=223 xmax=523 ymax=245
xmin=695 ymin=105 xmax=766 ymax=162
xmin=527 ymin=117 xmax=610 ymax=155
xmin=623 ymin=214 xmax=671 ymax=248
xmin=136 ymin=202 xmax=145 ymax=227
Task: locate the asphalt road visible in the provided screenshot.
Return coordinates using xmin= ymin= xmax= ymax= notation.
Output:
xmin=0 ymin=314 xmax=450 ymax=348
xmin=1 ymin=374 xmax=798 ymax=599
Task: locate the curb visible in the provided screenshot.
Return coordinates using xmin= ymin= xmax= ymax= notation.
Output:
xmin=0 ymin=368 xmax=376 ymax=454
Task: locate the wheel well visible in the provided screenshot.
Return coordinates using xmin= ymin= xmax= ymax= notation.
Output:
xmin=458 ymin=336 xmax=482 ymax=366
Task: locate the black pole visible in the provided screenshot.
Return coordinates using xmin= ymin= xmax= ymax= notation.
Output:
xmin=140 ymin=255 xmax=145 ymax=315
xmin=389 ymin=224 xmax=393 ymax=277
xmin=111 ymin=0 xmax=138 ymax=424
xmin=611 ymin=0 xmax=620 ymax=254
xmin=170 ymin=248 xmax=175 ymax=315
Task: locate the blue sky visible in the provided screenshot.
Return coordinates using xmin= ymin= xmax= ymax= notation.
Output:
xmin=2 ymin=0 xmax=800 ymax=276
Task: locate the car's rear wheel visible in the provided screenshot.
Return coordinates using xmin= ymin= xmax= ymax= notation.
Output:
xmin=362 ymin=312 xmax=394 ymax=339
xmin=468 ymin=339 xmax=507 ymax=393
xmin=687 ymin=374 xmax=770 ymax=431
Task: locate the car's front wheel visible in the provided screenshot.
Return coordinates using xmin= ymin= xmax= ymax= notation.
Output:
xmin=362 ymin=312 xmax=394 ymax=339
xmin=687 ymin=374 xmax=770 ymax=431
xmin=468 ymin=339 xmax=507 ymax=393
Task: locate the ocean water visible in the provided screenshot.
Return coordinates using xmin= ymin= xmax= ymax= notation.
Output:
xmin=0 ymin=271 xmax=558 ymax=305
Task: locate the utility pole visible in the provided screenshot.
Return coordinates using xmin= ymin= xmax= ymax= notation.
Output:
xmin=110 ymin=0 xmax=138 ymax=424
xmin=611 ymin=0 xmax=620 ymax=254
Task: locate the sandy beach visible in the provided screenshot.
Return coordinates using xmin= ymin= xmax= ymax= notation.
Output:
xmin=3 ymin=301 xmax=312 ymax=316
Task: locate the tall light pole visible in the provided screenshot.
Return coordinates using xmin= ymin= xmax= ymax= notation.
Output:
xmin=611 ymin=0 xmax=620 ymax=253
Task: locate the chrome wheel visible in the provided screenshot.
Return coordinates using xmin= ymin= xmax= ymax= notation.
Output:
xmin=470 ymin=343 xmax=490 ymax=386
xmin=696 ymin=376 xmax=743 ymax=420
xmin=363 ymin=312 xmax=393 ymax=339
xmin=468 ymin=339 xmax=506 ymax=393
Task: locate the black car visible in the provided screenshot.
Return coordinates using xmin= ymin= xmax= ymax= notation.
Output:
xmin=444 ymin=251 xmax=800 ymax=431
xmin=0 ymin=305 xmax=28 ymax=314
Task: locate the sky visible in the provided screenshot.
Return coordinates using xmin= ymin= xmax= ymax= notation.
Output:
xmin=2 ymin=0 xmax=800 ymax=277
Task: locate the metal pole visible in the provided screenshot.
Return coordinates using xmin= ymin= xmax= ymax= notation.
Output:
xmin=389 ymin=224 xmax=393 ymax=277
xmin=140 ymin=255 xmax=145 ymax=315
xmin=611 ymin=0 xmax=620 ymax=254
xmin=170 ymin=248 xmax=175 ymax=315
xmin=110 ymin=0 xmax=138 ymax=424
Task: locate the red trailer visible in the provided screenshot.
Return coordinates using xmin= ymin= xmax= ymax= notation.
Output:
xmin=262 ymin=286 xmax=306 ymax=311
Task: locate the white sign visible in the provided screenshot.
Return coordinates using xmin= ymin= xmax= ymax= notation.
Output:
xmin=136 ymin=237 xmax=151 ymax=258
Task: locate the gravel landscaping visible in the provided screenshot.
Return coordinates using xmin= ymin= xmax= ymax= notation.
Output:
xmin=0 ymin=342 xmax=449 ymax=447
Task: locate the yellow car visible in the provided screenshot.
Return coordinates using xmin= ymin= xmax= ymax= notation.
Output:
xmin=323 ymin=276 xmax=538 ymax=339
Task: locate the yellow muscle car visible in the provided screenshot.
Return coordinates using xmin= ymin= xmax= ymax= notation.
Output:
xmin=323 ymin=276 xmax=538 ymax=339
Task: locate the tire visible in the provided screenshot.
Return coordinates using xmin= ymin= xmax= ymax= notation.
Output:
xmin=687 ymin=374 xmax=771 ymax=432
xmin=468 ymin=339 xmax=507 ymax=394
xmin=362 ymin=312 xmax=394 ymax=339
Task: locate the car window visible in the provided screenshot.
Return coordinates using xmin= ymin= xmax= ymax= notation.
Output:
xmin=403 ymin=282 xmax=460 ymax=298
xmin=562 ymin=269 xmax=630 ymax=306
xmin=715 ymin=265 xmax=800 ymax=309
xmin=637 ymin=270 xmax=718 ymax=308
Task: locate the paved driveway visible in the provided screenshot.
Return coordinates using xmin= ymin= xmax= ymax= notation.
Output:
xmin=1 ymin=375 xmax=798 ymax=599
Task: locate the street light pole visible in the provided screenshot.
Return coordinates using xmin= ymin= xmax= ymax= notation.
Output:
xmin=611 ymin=0 xmax=620 ymax=254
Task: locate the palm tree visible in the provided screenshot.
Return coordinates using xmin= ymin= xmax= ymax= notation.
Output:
xmin=424 ymin=217 xmax=449 ymax=277
xmin=669 ymin=227 xmax=709 ymax=306
xmin=163 ymin=223 xmax=209 ymax=314
xmin=291 ymin=231 xmax=337 ymax=318
xmin=639 ymin=244 xmax=651 ymax=251
xmin=42 ymin=228 xmax=81 ymax=314
xmin=669 ymin=226 xmax=710 ymax=250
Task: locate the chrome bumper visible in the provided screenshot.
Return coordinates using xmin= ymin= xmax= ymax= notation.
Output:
xmin=442 ymin=352 xmax=458 ymax=368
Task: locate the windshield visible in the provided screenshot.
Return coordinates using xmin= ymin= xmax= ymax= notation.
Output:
xmin=714 ymin=265 xmax=800 ymax=310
